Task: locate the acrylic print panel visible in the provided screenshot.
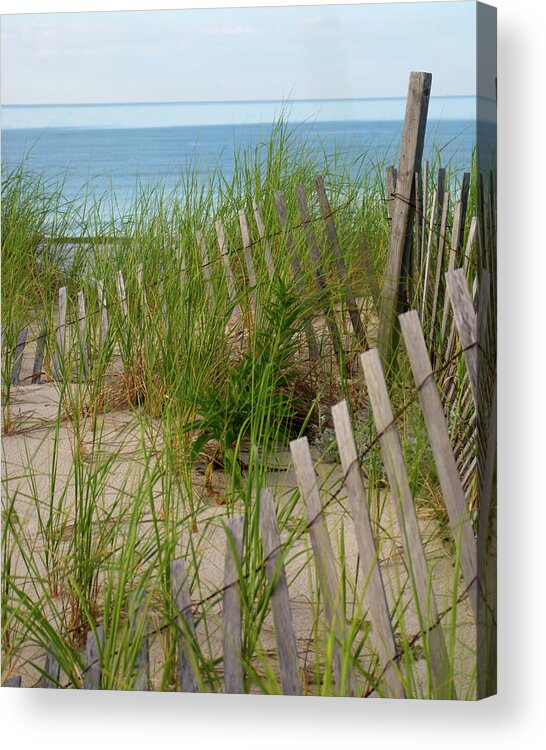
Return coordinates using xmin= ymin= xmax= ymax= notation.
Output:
xmin=1 ymin=1 xmax=496 ymax=699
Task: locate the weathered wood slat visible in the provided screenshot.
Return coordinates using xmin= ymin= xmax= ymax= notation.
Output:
xmin=170 ymin=558 xmax=199 ymax=693
xmin=290 ymin=437 xmax=353 ymax=696
xmin=420 ymin=189 xmax=438 ymax=321
xmin=445 ymin=268 xmax=479 ymax=406
xmin=274 ymin=190 xmax=320 ymax=363
xmin=41 ymin=645 xmax=61 ymax=688
xmin=196 ymin=230 xmax=215 ymax=306
xmin=252 ymin=200 xmax=276 ymax=281
xmin=360 ymin=348 xmax=454 ymax=699
xmin=385 ymin=166 xmax=397 ymax=220
xmin=215 ymin=219 xmax=242 ymax=323
xmin=259 ymin=488 xmax=302 ymax=696
xmin=84 ymin=625 xmax=103 ymax=690
xmin=399 ymin=310 xmax=478 ymax=621
xmin=238 ymin=209 xmax=258 ymax=291
xmin=222 ymin=515 xmax=245 ymax=695
xmin=429 ymin=192 xmax=450 ymax=347
xmin=331 ymin=400 xmax=405 ymax=698
xmin=76 ymin=290 xmax=89 ymax=379
xmin=53 ymin=286 xmax=67 ymax=379
xmin=10 ymin=326 xmax=28 ymax=385
xmin=296 ymin=183 xmax=344 ymax=370
xmin=314 ymin=176 xmax=368 ymax=349
xmin=440 ymin=201 xmax=463 ymax=341
xmin=4 ymin=675 xmax=22 ymax=687
xmin=378 ymin=71 xmax=432 ymax=364
xmin=31 ymin=327 xmax=47 ymax=385
xmin=97 ymin=280 xmax=108 ymax=341
xmin=116 ymin=271 xmax=128 ymax=319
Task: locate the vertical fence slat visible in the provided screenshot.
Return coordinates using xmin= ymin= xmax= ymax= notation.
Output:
xmin=41 ymin=645 xmax=61 ymax=688
xmin=196 ymin=230 xmax=215 ymax=306
xmin=84 ymin=625 xmax=103 ymax=690
xmin=252 ymin=200 xmax=276 ymax=281
xmin=360 ymin=348 xmax=454 ymax=699
xmin=290 ymin=437 xmax=353 ymax=696
xmin=259 ymin=488 xmax=302 ymax=696
xmin=420 ymin=189 xmax=438 ymax=321
xmin=31 ymin=327 xmax=47 ymax=384
xmin=97 ymin=280 xmax=108 ymax=341
xmin=170 ymin=558 xmax=199 ymax=693
xmin=222 ymin=515 xmax=245 ymax=694
xmin=440 ymin=201 xmax=463 ymax=341
xmin=238 ymin=209 xmax=258 ymax=290
xmin=378 ymin=71 xmax=432 ymax=364
xmin=116 ymin=271 xmax=128 ymax=319
xmin=76 ymin=290 xmax=89 ymax=379
xmin=429 ymin=192 xmax=450 ymax=347
xmin=399 ymin=310 xmax=478 ymax=621
xmin=385 ymin=166 xmax=397 ymax=220
xmin=10 ymin=326 xmax=28 ymax=385
xmin=53 ymin=286 xmax=67 ymax=379
xmin=331 ymin=400 xmax=405 ymax=698
xmin=445 ymin=268 xmax=479 ymax=405
xmin=314 ymin=176 xmax=368 ymax=349
xmin=273 ymin=190 xmax=320 ymax=363
xmin=296 ymin=183 xmax=344 ymax=370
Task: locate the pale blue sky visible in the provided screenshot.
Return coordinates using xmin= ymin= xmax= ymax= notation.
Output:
xmin=1 ymin=2 xmax=479 ymax=105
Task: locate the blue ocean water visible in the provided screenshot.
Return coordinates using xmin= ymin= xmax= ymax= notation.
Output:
xmin=1 ymin=97 xmax=476 ymax=212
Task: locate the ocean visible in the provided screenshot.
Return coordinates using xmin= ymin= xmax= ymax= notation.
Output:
xmin=1 ymin=97 xmax=477 ymax=213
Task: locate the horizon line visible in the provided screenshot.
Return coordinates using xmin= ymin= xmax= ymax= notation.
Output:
xmin=2 ymin=94 xmax=483 ymax=108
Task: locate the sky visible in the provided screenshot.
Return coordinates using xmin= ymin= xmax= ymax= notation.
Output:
xmin=1 ymin=2 xmax=479 ymax=105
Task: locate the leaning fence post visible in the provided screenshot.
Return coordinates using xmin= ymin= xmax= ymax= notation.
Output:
xmin=378 ymin=71 xmax=432 ymax=365
xmin=290 ymin=437 xmax=353 ymax=696
xmin=222 ymin=515 xmax=245 ymax=694
xmin=259 ymin=489 xmax=302 ymax=696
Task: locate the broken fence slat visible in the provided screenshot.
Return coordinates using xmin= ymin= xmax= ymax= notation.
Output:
xmin=259 ymin=488 xmax=302 ymax=696
xmin=222 ymin=515 xmax=245 ymax=695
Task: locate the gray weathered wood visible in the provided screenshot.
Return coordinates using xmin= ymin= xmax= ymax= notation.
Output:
xmin=170 ymin=558 xmax=199 ymax=693
xmin=196 ymin=230 xmax=215 ymax=306
xmin=440 ymin=201 xmax=463 ymax=341
xmin=314 ymin=176 xmax=367 ymax=349
xmin=421 ymin=159 xmax=429 ymax=265
xmin=53 ymin=286 xmax=67 ymax=379
xmin=84 ymin=625 xmax=103 ymax=690
xmin=290 ymin=437 xmax=353 ymax=696
xmin=378 ymin=72 xmax=432 ymax=364
xmin=222 ymin=515 xmax=245 ymax=694
xmin=136 ymin=264 xmax=148 ymax=311
xmin=4 ymin=675 xmax=22 ymax=687
xmin=420 ymin=189 xmax=438 ymax=321
xmin=76 ymin=290 xmax=89 ymax=379
xmin=360 ymin=348 xmax=454 ymax=699
xmin=252 ymin=200 xmax=276 ymax=281
xmin=399 ymin=310 xmax=478 ymax=621
xmin=116 ymin=271 xmax=128 ymax=319
xmin=131 ymin=602 xmax=149 ymax=691
xmin=385 ymin=166 xmax=397 ymax=220
xmin=414 ymin=171 xmax=421 ymax=275
xmin=274 ymin=190 xmax=320 ymax=363
xmin=41 ymin=645 xmax=61 ymax=688
xmin=259 ymin=488 xmax=302 ymax=696
xmin=331 ymin=400 xmax=405 ymax=698
xmin=97 ymin=280 xmax=108 ymax=341
xmin=215 ymin=219 xmax=242 ymax=323
xmin=429 ymin=192 xmax=450 ymax=345
xmin=296 ymin=183 xmax=344 ymax=370
xmin=238 ymin=209 xmax=258 ymax=290
xmin=31 ymin=327 xmax=47 ymax=384
xmin=10 ymin=326 xmax=28 ymax=385
xmin=446 ymin=268 xmax=479 ymax=405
